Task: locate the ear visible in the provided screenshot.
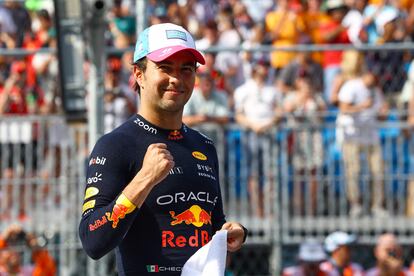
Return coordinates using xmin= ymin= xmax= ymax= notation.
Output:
xmin=133 ymin=66 xmax=144 ymax=89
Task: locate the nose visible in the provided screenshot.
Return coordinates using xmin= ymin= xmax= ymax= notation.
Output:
xmin=168 ymin=68 xmax=183 ymax=86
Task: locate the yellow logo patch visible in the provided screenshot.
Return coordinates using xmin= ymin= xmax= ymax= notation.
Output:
xmin=84 ymin=187 xmax=99 ymax=200
xmin=82 ymin=200 xmax=96 ymax=213
xmin=192 ymin=151 xmax=207 ymax=160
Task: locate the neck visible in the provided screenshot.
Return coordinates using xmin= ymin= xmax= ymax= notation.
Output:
xmin=138 ymin=109 xmax=183 ymax=130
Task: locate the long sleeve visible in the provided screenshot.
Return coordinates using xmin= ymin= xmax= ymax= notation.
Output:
xmin=78 ymin=133 xmax=139 ymax=259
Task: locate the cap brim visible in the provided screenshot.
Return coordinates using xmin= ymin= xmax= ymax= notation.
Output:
xmin=147 ymin=46 xmax=205 ymax=65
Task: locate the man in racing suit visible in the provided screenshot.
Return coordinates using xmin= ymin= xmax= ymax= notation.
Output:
xmin=79 ymin=23 xmax=247 ymax=275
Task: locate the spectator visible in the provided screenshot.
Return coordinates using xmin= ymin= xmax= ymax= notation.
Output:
xmin=363 ymin=2 xmax=401 ymax=44
xmin=321 ymin=231 xmax=364 ymax=275
xmin=3 ymin=1 xmax=31 ymax=47
xmin=277 ymin=51 xmax=324 ymax=95
xmin=265 ymin=0 xmax=307 ymax=81
xmin=0 ymin=224 xmax=56 ymax=276
xmin=214 ymin=15 xmax=245 ymax=100
xmin=104 ymin=56 xmax=136 ymax=133
xmin=0 ymin=4 xmax=17 ymax=49
xmin=365 ymin=6 xmax=406 ymax=105
xmin=284 ymin=72 xmax=326 ymax=216
xmin=282 ymin=239 xmax=329 ymax=276
xmin=195 ymin=19 xmax=219 ymax=50
xmin=319 ymin=0 xmax=350 ymax=103
xmin=342 ymin=0 xmax=368 ymax=45
xmin=0 ymin=60 xmax=44 ymax=219
xmin=302 ymin=0 xmax=329 ymax=64
xmin=234 ymin=60 xmax=283 ymax=217
xmin=197 ymin=52 xmax=227 ymax=91
xmin=240 ymin=23 xmax=269 ymax=80
xmin=33 ymin=9 xmax=53 ymax=49
xmin=183 ymin=72 xmax=230 ymax=127
xmin=336 ymin=70 xmax=388 ymax=217
xmin=31 ymin=29 xmax=59 ymax=115
xmin=109 ymin=0 xmax=136 ymax=48
xmin=366 ymin=233 xmax=413 ymax=276
xmin=242 ymin=0 xmax=273 ymax=24
xmin=232 ymin=1 xmax=255 ymax=41
xmin=330 ymin=50 xmax=365 ymax=106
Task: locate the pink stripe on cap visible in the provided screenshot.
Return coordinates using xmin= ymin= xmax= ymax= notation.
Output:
xmin=146 ymin=45 xmax=205 ymax=65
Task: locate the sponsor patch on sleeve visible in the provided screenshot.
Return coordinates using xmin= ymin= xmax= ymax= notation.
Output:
xmin=82 ymin=200 xmax=96 ymax=213
xmin=84 ymin=187 xmax=99 ymax=200
xmin=105 ymin=193 xmax=137 ymax=228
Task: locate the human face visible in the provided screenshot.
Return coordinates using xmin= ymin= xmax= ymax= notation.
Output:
xmin=134 ymin=51 xmax=196 ymax=115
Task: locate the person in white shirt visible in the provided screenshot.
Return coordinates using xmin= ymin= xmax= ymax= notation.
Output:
xmin=234 ymin=60 xmax=283 ymax=217
xmin=183 ymin=72 xmax=230 ymax=127
xmin=336 ymin=71 xmax=388 ymax=217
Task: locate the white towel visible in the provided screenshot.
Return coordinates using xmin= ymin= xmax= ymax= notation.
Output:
xmin=181 ymin=230 xmax=228 ymax=276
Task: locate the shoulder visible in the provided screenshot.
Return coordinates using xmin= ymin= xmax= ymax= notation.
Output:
xmin=93 ymin=117 xmax=141 ymax=151
xmin=186 ymin=126 xmax=216 ymax=147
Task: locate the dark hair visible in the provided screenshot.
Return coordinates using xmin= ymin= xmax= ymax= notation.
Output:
xmin=131 ymin=58 xmax=147 ymax=95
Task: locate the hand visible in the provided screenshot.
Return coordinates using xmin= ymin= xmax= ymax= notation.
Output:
xmin=359 ymin=98 xmax=373 ymax=109
xmin=221 ymin=222 xmax=245 ymax=252
xmin=139 ymin=143 xmax=174 ymax=187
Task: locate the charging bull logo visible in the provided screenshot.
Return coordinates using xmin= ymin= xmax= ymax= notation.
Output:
xmin=106 ymin=204 xmax=128 ymax=228
xmin=169 ymin=205 xmax=211 ymax=227
xmin=168 ymin=130 xmax=183 ymax=140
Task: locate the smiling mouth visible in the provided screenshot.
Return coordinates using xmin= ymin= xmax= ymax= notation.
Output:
xmin=164 ymin=89 xmax=183 ymax=94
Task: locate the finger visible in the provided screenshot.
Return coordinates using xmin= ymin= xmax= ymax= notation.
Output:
xmin=148 ymin=143 xmax=168 ymax=150
xmin=221 ymin=222 xmax=232 ymax=230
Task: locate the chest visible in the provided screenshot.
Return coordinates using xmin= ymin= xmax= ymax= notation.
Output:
xmin=132 ymin=139 xmax=220 ymax=214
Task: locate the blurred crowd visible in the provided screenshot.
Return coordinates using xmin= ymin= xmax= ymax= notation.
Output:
xmin=1 ymin=0 xmax=414 ymax=121
xmin=283 ymin=231 xmax=414 ymax=276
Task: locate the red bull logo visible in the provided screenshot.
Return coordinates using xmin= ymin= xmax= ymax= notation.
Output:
xmin=162 ymin=229 xmax=210 ymax=248
xmin=169 ymin=205 xmax=211 ymax=227
xmin=168 ymin=130 xmax=183 ymax=140
xmin=89 ymin=215 xmax=108 ymax=231
xmin=106 ymin=203 xmax=128 ymax=228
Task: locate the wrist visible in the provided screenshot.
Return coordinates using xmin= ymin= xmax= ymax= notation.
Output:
xmin=240 ymin=224 xmax=248 ymax=243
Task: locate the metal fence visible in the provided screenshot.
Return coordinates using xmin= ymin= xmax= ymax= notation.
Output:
xmin=1 ymin=114 xmax=413 ymax=275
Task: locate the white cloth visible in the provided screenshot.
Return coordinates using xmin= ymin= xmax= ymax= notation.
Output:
xmin=181 ymin=230 xmax=227 ymax=276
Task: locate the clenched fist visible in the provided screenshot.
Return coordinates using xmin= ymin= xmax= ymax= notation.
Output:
xmin=139 ymin=143 xmax=175 ymax=187
xmin=124 ymin=143 xmax=175 ymax=207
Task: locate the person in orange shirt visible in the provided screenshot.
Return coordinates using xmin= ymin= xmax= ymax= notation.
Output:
xmin=265 ymin=0 xmax=307 ymax=81
xmin=0 ymin=224 xmax=56 ymax=276
xmin=302 ymin=0 xmax=330 ymax=63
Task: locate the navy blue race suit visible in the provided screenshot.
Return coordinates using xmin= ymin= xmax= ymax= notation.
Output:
xmin=79 ymin=114 xmax=226 ymax=275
